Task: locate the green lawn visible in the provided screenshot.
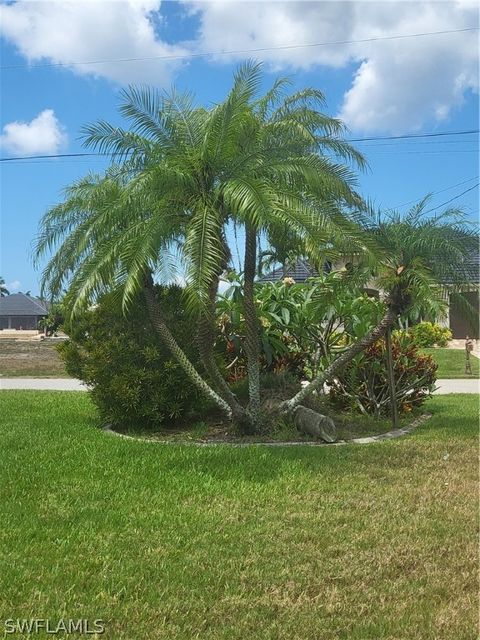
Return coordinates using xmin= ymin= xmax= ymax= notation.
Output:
xmin=422 ymin=347 xmax=479 ymax=378
xmin=0 ymin=392 xmax=478 ymax=639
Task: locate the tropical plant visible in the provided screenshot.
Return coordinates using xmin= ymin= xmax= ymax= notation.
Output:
xmin=403 ymin=321 xmax=452 ymax=348
xmin=281 ymin=198 xmax=479 ymax=413
xmin=34 ymin=62 xmax=370 ymax=433
xmin=37 ymin=301 xmax=65 ymax=336
xmin=0 ymin=277 xmax=9 ymax=297
xmin=329 ymin=333 xmax=437 ymax=417
xmin=218 ymin=271 xmax=384 ymax=382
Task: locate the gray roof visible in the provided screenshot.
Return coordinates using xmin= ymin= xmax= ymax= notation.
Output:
xmin=258 ymin=251 xmax=480 ymax=286
xmin=461 ymin=252 xmax=479 ymax=283
xmin=0 ymin=293 xmax=49 ymax=316
xmin=257 ymin=259 xmax=321 ymax=284
xmin=440 ymin=251 xmax=480 ymax=285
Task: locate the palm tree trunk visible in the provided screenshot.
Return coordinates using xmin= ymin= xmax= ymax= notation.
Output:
xmin=243 ymin=222 xmax=261 ymax=430
xmin=143 ymin=279 xmax=233 ymax=420
xmin=385 ymin=326 xmax=399 ymax=429
xmin=281 ymin=307 xmax=398 ymax=413
xmin=197 ymin=275 xmax=247 ymax=421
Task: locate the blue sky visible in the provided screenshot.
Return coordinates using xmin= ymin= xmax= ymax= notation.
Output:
xmin=1 ymin=0 xmax=478 ymax=295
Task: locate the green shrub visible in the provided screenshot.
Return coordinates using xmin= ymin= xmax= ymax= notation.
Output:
xmin=408 ymin=321 xmax=452 ymax=347
xmin=329 ymin=333 xmax=437 ymax=417
xmin=217 ymin=272 xmax=384 ymax=382
xmin=58 ymin=286 xmax=210 ymax=429
xmin=38 ymin=302 xmax=64 ymax=336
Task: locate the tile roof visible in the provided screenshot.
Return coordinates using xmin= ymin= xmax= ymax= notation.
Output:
xmin=258 ymin=251 xmax=480 ymax=286
xmin=0 ymin=293 xmax=49 ymax=316
xmin=441 ymin=251 xmax=480 ymax=285
xmin=256 ymin=259 xmax=320 ymax=283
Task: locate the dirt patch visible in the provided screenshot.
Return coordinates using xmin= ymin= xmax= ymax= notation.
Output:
xmin=111 ymin=404 xmax=420 ymax=445
xmin=0 ymin=339 xmax=69 ymax=377
xmin=107 ymin=413 xmax=431 ymax=446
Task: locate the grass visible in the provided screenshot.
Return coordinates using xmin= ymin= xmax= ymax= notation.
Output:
xmin=422 ymin=347 xmax=479 ymax=379
xmin=0 ymin=339 xmax=69 ymax=377
xmin=0 ymin=392 xmax=478 ymax=639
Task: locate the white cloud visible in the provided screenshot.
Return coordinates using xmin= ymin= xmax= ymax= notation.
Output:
xmin=1 ymin=1 xmax=478 ymax=133
xmin=0 ymin=0 xmax=189 ymax=85
xmin=0 ymin=109 xmax=67 ymax=156
xmin=184 ymin=0 xmax=479 ymax=133
xmin=8 ymin=280 xmax=21 ymax=292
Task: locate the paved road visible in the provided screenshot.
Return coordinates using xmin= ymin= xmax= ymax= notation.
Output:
xmin=1 ymin=378 xmax=478 ymax=393
xmin=0 ymin=378 xmax=87 ymax=391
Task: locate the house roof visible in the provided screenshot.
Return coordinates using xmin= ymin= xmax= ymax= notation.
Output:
xmin=459 ymin=252 xmax=479 ymax=283
xmin=256 ymin=259 xmax=321 ymax=284
xmin=258 ymin=251 xmax=480 ymax=286
xmin=0 ymin=293 xmax=49 ymax=316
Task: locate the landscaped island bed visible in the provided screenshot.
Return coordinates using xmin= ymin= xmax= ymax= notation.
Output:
xmin=1 ymin=391 xmax=477 ymax=640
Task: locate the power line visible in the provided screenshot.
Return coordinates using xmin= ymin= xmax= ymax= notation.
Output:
xmin=364 ymin=149 xmax=478 ymax=155
xmin=386 ymin=176 xmax=479 ymax=211
xmin=0 ymin=153 xmax=100 ymax=162
xmin=1 ymin=129 xmax=478 ymax=163
xmin=349 ymin=129 xmax=478 ymax=142
xmin=1 ymin=27 xmax=478 ymax=70
xmin=421 ymin=183 xmax=480 ymax=215
xmin=356 ymin=138 xmax=479 ymax=147
xmin=3 ymin=148 xmax=477 ymax=164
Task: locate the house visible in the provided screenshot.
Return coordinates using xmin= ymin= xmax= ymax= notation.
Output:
xmin=441 ymin=251 xmax=480 ymax=339
xmin=257 ymin=254 xmax=479 ymax=339
xmin=256 ymin=258 xmax=322 ymax=283
xmin=0 ymin=293 xmax=49 ymax=331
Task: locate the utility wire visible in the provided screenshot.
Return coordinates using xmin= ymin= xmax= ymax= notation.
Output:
xmin=3 ymin=148 xmax=477 ymax=164
xmin=1 ymin=129 xmax=478 ymax=163
xmin=0 ymin=153 xmax=101 ymax=162
xmin=421 ymin=183 xmax=479 ymax=215
xmin=358 ymin=139 xmax=478 ymax=147
xmin=364 ymin=149 xmax=478 ymax=155
xmin=349 ymin=129 xmax=478 ymax=142
xmin=385 ymin=176 xmax=479 ymax=212
xmin=1 ymin=27 xmax=478 ymax=70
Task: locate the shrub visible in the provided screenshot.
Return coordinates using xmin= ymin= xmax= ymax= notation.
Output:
xmin=58 ymin=286 xmax=210 ymax=429
xmin=329 ymin=333 xmax=437 ymax=417
xmin=38 ymin=302 xmax=64 ymax=336
xmin=408 ymin=321 xmax=452 ymax=348
xmin=217 ymin=272 xmax=384 ymax=382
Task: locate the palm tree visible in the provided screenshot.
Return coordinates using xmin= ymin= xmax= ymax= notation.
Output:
xmin=281 ymin=198 xmax=478 ymax=412
xmin=0 ymin=278 xmax=9 ymax=297
xmin=34 ymin=62 xmax=370 ymax=432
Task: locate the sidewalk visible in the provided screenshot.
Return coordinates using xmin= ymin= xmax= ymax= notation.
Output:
xmin=0 ymin=378 xmax=87 ymax=391
xmin=434 ymin=379 xmax=479 ymax=394
xmin=1 ymin=378 xmax=478 ymax=393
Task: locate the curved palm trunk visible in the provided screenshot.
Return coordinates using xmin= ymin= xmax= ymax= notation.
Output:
xmin=197 ymin=276 xmax=247 ymax=422
xmin=143 ymin=280 xmax=233 ymax=420
xmin=243 ymin=222 xmax=261 ymax=430
xmin=281 ymin=307 xmax=398 ymax=413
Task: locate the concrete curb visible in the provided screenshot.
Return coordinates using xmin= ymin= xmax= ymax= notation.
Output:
xmin=103 ymin=413 xmax=432 ymax=448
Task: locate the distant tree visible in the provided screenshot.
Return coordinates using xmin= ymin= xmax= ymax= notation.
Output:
xmin=0 ymin=278 xmax=9 ymax=297
xmin=38 ymin=301 xmax=65 ymax=336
